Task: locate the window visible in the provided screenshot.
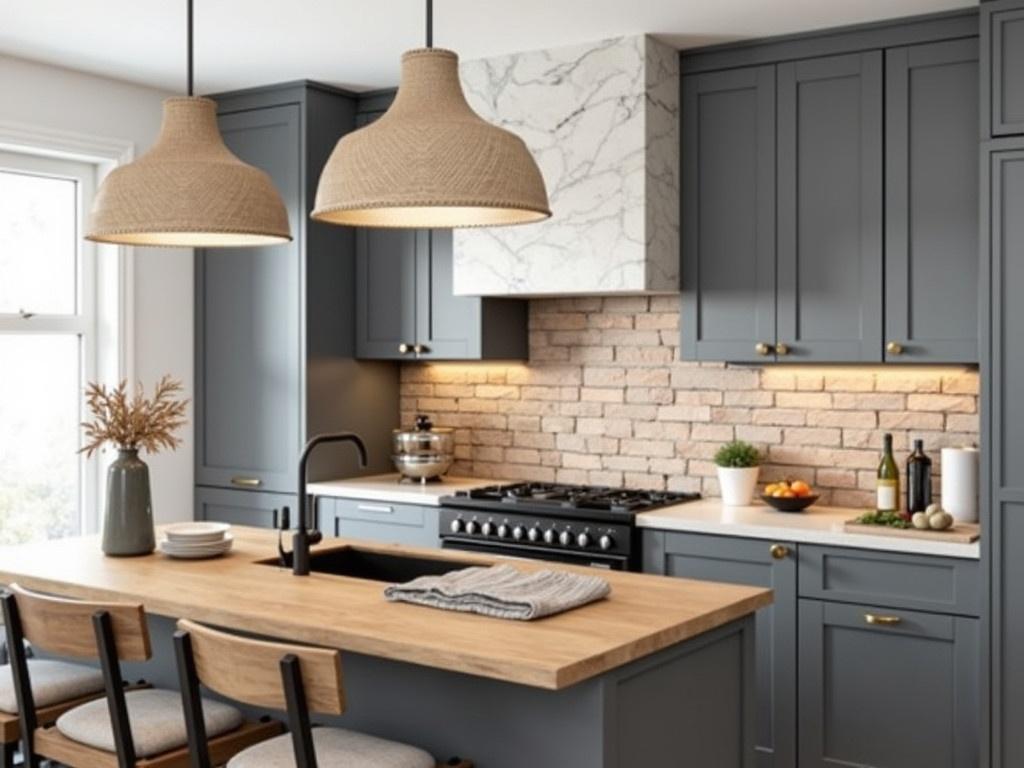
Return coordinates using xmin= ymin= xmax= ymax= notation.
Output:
xmin=0 ymin=149 xmax=97 ymax=544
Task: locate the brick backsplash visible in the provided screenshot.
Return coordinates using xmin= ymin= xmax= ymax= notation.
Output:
xmin=400 ymin=297 xmax=980 ymax=508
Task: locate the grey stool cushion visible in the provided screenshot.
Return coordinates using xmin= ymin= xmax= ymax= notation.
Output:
xmin=0 ymin=659 xmax=105 ymax=713
xmin=227 ymin=727 xmax=435 ymax=768
xmin=56 ymin=688 xmax=243 ymax=758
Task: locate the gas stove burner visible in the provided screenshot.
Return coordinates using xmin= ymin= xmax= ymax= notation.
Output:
xmin=458 ymin=482 xmax=700 ymax=516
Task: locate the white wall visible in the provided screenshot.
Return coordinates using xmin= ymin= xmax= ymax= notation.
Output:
xmin=0 ymin=54 xmax=194 ymax=524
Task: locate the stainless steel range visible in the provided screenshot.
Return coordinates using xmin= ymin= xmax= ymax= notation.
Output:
xmin=439 ymin=483 xmax=700 ymax=571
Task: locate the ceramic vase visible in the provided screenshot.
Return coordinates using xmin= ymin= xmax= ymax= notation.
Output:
xmin=102 ymin=448 xmax=155 ymax=556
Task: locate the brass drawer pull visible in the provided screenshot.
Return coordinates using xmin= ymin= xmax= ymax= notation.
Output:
xmin=398 ymin=342 xmax=412 ymax=354
xmin=865 ymin=613 xmax=902 ymax=627
xmin=230 ymin=476 xmax=262 ymax=488
xmin=755 ymin=342 xmax=772 ymax=356
xmin=886 ymin=341 xmax=904 ymax=356
xmin=770 ymin=544 xmax=790 ymax=560
xmin=413 ymin=343 xmax=428 ymax=355
xmin=775 ymin=342 xmax=790 ymax=356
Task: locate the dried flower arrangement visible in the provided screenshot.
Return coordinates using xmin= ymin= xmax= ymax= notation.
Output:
xmin=80 ymin=375 xmax=189 ymax=457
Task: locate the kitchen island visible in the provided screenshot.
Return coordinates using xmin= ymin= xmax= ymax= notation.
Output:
xmin=0 ymin=527 xmax=771 ymax=767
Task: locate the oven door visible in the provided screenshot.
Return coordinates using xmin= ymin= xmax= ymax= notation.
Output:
xmin=441 ymin=537 xmax=630 ymax=571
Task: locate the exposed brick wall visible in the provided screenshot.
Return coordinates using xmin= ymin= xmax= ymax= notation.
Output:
xmin=400 ymin=297 xmax=980 ymax=507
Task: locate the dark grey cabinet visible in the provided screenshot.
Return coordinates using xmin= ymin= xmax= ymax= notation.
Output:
xmin=195 ymin=83 xmax=398 ymax=524
xmin=317 ymin=497 xmax=439 ymax=548
xmin=681 ymin=66 xmax=777 ymax=363
xmin=643 ymin=531 xmax=796 ymax=768
xmin=985 ymin=0 xmax=1024 ymax=136
xmin=776 ymin=52 xmax=884 ymax=362
xmin=885 ymin=39 xmax=980 ymax=363
xmin=355 ymin=227 xmax=418 ymax=359
xmin=195 ymin=487 xmax=294 ymax=529
xmin=798 ymin=599 xmax=980 ymax=768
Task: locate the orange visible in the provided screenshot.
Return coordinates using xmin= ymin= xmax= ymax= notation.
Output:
xmin=791 ymin=480 xmax=812 ymax=497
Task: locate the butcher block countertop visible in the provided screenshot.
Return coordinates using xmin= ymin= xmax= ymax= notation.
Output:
xmin=0 ymin=527 xmax=771 ymax=690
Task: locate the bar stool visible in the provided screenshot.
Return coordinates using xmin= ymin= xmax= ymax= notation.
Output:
xmin=1 ymin=584 xmax=281 ymax=767
xmin=174 ymin=619 xmax=473 ymax=768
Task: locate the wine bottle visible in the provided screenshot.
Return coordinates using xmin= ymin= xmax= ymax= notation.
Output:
xmin=906 ymin=439 xmax=933 ymax=514
xmin=877 ymin=433 xmax=900 ymax=512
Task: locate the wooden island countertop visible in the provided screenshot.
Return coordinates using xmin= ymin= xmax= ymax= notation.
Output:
xmin=0 ymin=526 xmax=772 ymax=690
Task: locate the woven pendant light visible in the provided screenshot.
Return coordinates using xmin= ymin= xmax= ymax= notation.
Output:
xmin=311 ymin=2 xmax=550 ymax=229
xmin=86 ymin=0 xmax=290 ymax=247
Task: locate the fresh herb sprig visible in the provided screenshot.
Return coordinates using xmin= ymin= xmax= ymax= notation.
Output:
xmin=856 ymin=510 xmax=911 ymax=529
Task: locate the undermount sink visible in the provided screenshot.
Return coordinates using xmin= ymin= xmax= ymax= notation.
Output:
xmin=261 ymin=545 xmax=470 ymax=583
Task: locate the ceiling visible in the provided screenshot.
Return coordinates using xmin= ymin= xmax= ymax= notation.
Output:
xmin=0 ymin=0 xmax=974 ymax=94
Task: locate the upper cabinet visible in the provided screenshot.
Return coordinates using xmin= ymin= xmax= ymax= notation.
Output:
xmin=985 ymin=0 xmax=1024 ymax=136
xmin=452 ymin=35 xmax=680 ymax=297
xmin=681 ymin=13 xmax=980 ymax=364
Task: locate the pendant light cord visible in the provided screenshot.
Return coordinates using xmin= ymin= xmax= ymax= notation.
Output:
xmin=425 ymin=0 xmax=433 ymax=48
xmin=186 ymin=0 xmax=194 ymax=96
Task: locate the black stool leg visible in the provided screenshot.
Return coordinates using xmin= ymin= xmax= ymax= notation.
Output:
xmin=0 ymin=741 xmax=14 ymax=768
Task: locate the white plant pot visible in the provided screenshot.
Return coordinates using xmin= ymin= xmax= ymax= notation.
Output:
xmin=717 ymin=466 xmax=760 ymax=506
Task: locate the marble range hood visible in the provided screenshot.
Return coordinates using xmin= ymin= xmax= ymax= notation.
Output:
xmin=453 ymin=35 xmax=680 ymax=298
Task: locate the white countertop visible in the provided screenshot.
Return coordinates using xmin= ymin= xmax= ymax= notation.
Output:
xmin=637 ymin=499 xmax=980 ymax=559
xmin=307 ymin=474 xmax=495 ymax=506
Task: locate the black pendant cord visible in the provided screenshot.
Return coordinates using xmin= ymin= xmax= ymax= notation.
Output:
xmin=425 ymin=0 xmax=433 ymax=48
xmin=186 ymin=0 xmax=194 ymax=96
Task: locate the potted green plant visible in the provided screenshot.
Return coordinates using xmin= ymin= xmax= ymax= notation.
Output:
xmin=714 ymin=440 xmax=763 ymax=506
xmin=81 ymin=376 xmax=188 ymax=556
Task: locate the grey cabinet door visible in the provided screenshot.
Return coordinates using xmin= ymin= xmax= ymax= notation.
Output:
xmin=987 ymin=2 xmax=1024 ymax=136
xmin=415 ymin=229 xmax=482 ymax=359
xmin=643 ymin=531 xmax=796 ymax=768
xmin=195 ymin=487 xmax=294 ymax=529
xmin=195 ymin=104 xmax=302 ymax=493
xmin=986 ymin=146 xmax=1024 ymax=767
xmin=681 ymin=66 xmax=777 ymax=363
xmin=799 ymin=599 xmax=979 ymax=768
xmin=317 ymin=497 xmax=439 ymax=548
xmin=355 ymin=227 xmax=418 ymax=360
xmin=777 ymin=52 xmax=884 ymax=362
xmin=885 ymin=39 xmax=979 ymax=363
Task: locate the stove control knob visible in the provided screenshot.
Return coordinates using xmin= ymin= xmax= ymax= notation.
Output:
xmin=481 ymin=521 xmax=494 ymax=536
xmin=543 ymin=528 xmax=557 ymax=545
xmin=576 ymin=532 xmax=592 ymax=548
xmin=449 ymin=518 xmax=464 ymax=534
xmin=527 ymin=526 xmax=541 ymax=543
xmin=559 ymin=530 xmax=574 ymax=547
xmin=599 ymin=534 xmax=615 ymax=551
xmin=465 ymin=520 xmax=479 ymax=535
xmin=512 ymin=525 xmax=526 ymax=541
xmin=497 ymin=523 xmax=510 ymax=538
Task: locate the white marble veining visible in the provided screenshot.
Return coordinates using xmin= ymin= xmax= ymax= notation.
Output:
xmin=307 ymin=474 xmax=496 ymax=506
xmin=454 ymin=35 xmax=680 ymax=296
xmin=638 ymin=500 xmax=981 ymax=559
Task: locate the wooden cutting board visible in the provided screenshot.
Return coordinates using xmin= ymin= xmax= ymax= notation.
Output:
xmin=844 ymin=519 xmax=980 ymax=543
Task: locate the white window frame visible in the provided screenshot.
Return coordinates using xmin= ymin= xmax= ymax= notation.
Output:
xmin=0 ymin=121 xmax=136 ymax=535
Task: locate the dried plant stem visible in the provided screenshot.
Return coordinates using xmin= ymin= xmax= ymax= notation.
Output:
xmin=80 ymin=375 xmax=189 ymax=457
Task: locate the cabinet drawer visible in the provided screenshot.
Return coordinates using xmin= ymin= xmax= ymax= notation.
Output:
xmin=318 ymin=498 xmax=439 ymax=549
xmin=195 ymin=487 xmax=294 ymax=529
xmin=326 ymin=498 xmax=428 ymax=527
xmin=799 ymin=545 xmax=980 ymax=616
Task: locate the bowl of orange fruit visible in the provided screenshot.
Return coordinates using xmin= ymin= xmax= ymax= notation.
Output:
xmin=761 ymin=480 xmax=819 ymax=512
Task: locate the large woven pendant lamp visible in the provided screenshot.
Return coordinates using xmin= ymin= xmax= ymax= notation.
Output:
xmin=85 ymin=0 xmax=291 ymax=247
xmin=311 ymin=0 xmax=550 ymax=229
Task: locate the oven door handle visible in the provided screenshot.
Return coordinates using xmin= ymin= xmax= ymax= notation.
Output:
xmin=440 ymin=537 xmax=631 ymax=570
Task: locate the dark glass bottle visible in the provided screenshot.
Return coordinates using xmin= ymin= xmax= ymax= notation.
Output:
xmin=906 ymin=439 xmax=933 ymax=514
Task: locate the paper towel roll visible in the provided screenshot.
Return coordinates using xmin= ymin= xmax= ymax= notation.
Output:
xmin=941 ymin=447 xmax=979 ymax=523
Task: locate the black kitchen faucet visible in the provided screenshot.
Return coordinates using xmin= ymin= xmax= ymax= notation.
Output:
xmin=282 ymin=432 xmax=368 ymax=576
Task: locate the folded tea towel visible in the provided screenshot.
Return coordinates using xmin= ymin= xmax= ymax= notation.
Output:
xmin=384 ymin=563 xmax=611 ymax=620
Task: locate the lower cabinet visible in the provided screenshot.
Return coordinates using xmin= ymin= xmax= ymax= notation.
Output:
xmin=317 ymin=497 xmax=439 ymax=549
xmin=643 ymin=530 xmax=981 ymax=768
xmin=798 ymin=599 xmax=980 ymax=768
xmin=195 ymin=487 xmax=295 ymax=529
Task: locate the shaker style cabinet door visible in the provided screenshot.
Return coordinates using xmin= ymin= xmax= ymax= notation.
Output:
xmin=195 ymin=104 xmax=302 ymax=494
xmin=415 ymin=229 xmax=484 ymax=359
xmin=986 ymin=0 xmax=1024 ymax=136
xmin=885 ymin=39 xmax=979 ymax=363
xmin=643 ymin=532 xmax=797 ymax=768
xmin=776 ymin=52 xmax=884 ymax=362
xmin=355 ymin=227 xmax=419 ymax=360
xmin=798 ymin=599 xmax=980 ymax=768
xmin=681 ymin=66 xmax=777 ymax=363
xmin=195 ymin=487 xmax=294 ymax=530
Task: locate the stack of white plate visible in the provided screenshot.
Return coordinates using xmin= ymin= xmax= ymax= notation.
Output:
xmin=159 ymin=522 xmax=233 ymax=559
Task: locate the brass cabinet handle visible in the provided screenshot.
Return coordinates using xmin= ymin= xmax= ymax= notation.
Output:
xmin=886 ymin=341 xmax=904 ymax=356
xmin=413 ymin=343 xmax=428 ymax=355
xmin=865 ymin=613 xmax=902 ymax=626
xmin=230 ymin=476 xmax=262 ymax=488
xmin=770 ymin=544 xmax=790 ymax=560
xmin=774 ymin=342 xmax=790 ymax=356
xmin=398 ymin=342 xmax=411 ymax=354
xmin=755 ymin=342 xmax=772 ymax=356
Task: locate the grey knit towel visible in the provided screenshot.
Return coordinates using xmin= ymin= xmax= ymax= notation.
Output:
xmin=384 ymin=563 xmax=611 ymax=620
